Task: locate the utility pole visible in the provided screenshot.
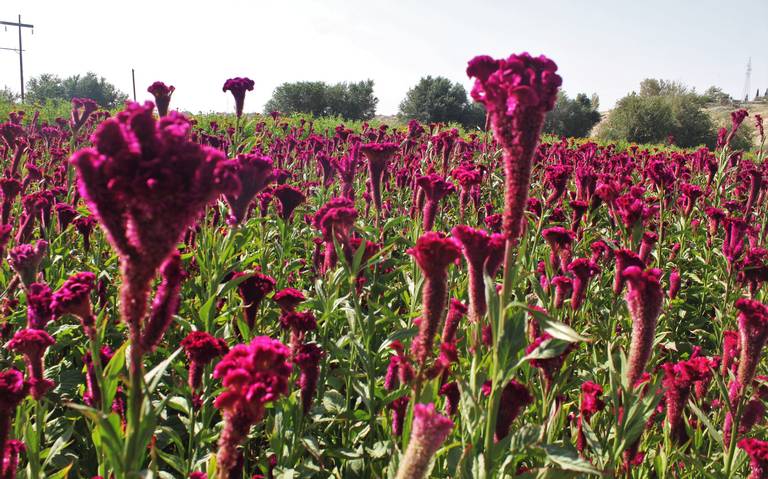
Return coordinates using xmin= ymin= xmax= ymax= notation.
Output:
xmin=132 ymin=68 xmax=137 ymax=101
xmin=0 ymin=15 xmax=34 ymax=102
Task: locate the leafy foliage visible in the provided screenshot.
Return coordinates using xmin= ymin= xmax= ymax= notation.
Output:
xmin=264 ymin=80 xmax=378 ymax=120
xmin=398 ymin=76 xmax=485 ymax=129
xmin=26 ymin=72 xmax=128 ymax=108
xmin=542 ymin=92 xmax=602 ymax=138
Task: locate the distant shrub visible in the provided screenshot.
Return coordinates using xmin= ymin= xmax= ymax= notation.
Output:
xmin=264 ymin=80 xmax=378 ymax=121
xmin=398 ymin=76 xmax=485 ymax=129
xmin=542 ymin=92 xmax=601 ymax=138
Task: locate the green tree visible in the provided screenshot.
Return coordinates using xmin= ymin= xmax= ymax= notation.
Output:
xmin=264 ymin=80 xmax=378 ymax=120
xmin=702 ymin=86 xmax=733 ymax=105
xmin=598 ymin=94 xmax=675 ymax=145
xmin=398 ymin=76 xmax=477 ymax=127
xmin=542 ymin=92 xmax=602 ymax=138
xmin=26 ymin=72 xmax=127 ymax=108
xmin=0 ymin=86 xmax=19 ymax=104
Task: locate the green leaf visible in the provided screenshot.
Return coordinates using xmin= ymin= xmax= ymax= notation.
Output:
xmin=541 ymin=444 xmax=602 ymax=475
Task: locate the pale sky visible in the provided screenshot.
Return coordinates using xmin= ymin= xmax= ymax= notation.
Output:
xmin=1 ymin=0 xmax=766 ymax=115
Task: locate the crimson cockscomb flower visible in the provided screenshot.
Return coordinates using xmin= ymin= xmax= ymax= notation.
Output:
xmin=71 ymin=102 xmax=238 ymax=373
xmin=222 ymin=77 xmax=255 ymax=118
xmin=542 ymin=227 xmax=575 ymax=272
xmin=360 ymin=142 xmax=398 ymax=222
xmin=313 ymin=197 xmax=357 ymax=271
xmin=181 ymin=331 xmax=228 ymax=393
xmin=544 ymin=164 xmax=572 ymax=207
xmin=272 ymin=288 xmax=305 ymax=312
xmin=613 ymin=249 xmax=645 ymax=295
xmin=294 ymin=342 xmax=323 ymax=414
xmin=233 ymin=271 xmax=276 ymax=329
xmin=54 ymin=203 xmax=77 ymax=232
xmin=723 ymin=217 xmax=748 ymax=273
xmin=662 ymin=357 xmax=712 ymax=443
xmin=51 ymin=271 xmax=96 ymax=337
xmin=417 ymin=174 xmax=454 ymax=231
xmin=394 ymin=403 xmax=454 ymax=479
xmin=725 ymin=109 xmax=749 ymax=148
xmin=73 ymin=216 xmax=96 ymax=252
xmin=739 ymin=248 xmax=768 ymax=295
xmin=735 ymin=298 xmax=768 ymax=390
xmin=439 ymin=381 xmax=460 ymax=416
xmin=408 ymin=232 xmax=461 ymax=366
xmin=551 ymin=275 xmax=572 ymax=310
xmin=279 ymin=310 xmax=317 ymax=353
xmin=725 ymin=378 xmax=766 ymax=444
xmin=577 ymin=381 xmax=605 ymax=453
xmin=441 ymin=299 xmax=467 ymax=344
xmin=273 ymin=184 xmax=306 ymax=222
xmin=8 ymin=328 xmax=55 ymax=399
xmin=25 ymin=282 xmax=53 ymax=330
xmin=451 ymin=226 xmax=504 ymax=324
xmin=568 ymin=258 xmax=600 ymax=311
xmin=680 ymin=183 xmax=703 ymax=217
xmin=213 ymin=337 xmax=291 ymax=479
xmin=141 ymin=252 xmax=185 ymax=352
xmin=493 ymin=380 xmax=533 ymax=441
xmin=467 ymin=53 xmax=561 ymax=243
xmin=668 ymin=270 xmax=681 ymax=300
xmin=2 ymin=439 xmax=24 ymax=479
xmin=389 ymin=396 xmax=409 ymax=437
xmin=624 ymin=266 xmax=663 ymax=388
xmin=721 ymin=330 xmax=740 ymax=376
xmin=739 ymin=438 xmax=768 ymax=479
xmin=147 ymin=82 xmax=175 ymax=117
xmin=70 ymin=97 xmax=99 ymax=134
xmin=83 ymin=346 xmax=113 ymax=408
xmin=0 ymin=178 xmax=21 ymax=224
xmin=8 ymin=240 xmax=48 ymax=287
xmin=638 ymin=231 xmax=658 ymax=263
xmin=0 ymin=369 xmax=28 ymax=466
xmin=224 ymin=154 xmax=274 ymax=225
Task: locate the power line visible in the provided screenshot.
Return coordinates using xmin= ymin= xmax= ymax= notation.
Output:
xmin=0 ymin=15 xmax=34 ymax=102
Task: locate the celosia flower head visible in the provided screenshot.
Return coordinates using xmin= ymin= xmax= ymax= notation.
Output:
xmin=273 ymin=184 xmax=306 ymax=221
xmin=623 ymin=266 xmax=663 ymax=388
xmin=222 ymin=77 xmax=255 ymax=118
xmin=8 ymin=328 xmax=55 ymax=399
xmin=738 ymin=438 xmax=768 ymax=479
xmin=735 ymin=298 xmax=768 ymax=389
xmin=26 ymin=282 xmax=53 ymax=330
xmin=147 ymin=81 xmax=175 ymax=117
xmin=234 ymin=271 xmax=276 ymax=329
xmin=394 ymin=403 xmax=454 ymax=479
xmin=224 ymin=154 xmax=274 ymax=225
xmin=51 ymin=271 xmax=96 ymax=320
xmin=8 ymin=240 xmax=48 ymax=287
xmin=71 ymin=102 xmax=239 ymax=289
xmin=181 ymin=331 xmax=228 ymax=391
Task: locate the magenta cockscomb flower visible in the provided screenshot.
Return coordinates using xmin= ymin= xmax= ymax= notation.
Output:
xmin=623 ymin=266 xmax=663 ymax=388
xmin=467 ymin=53 xmax=561 ymax=242
xmin=725 ymin=109 xmax=749 ymax=148
xmin=389 ymin=396 xmax=409 ymax=437
xmin=408 ymin=232 xmax=462 ymax=366
xmin=417 ymin=174 xmax=454 ymax=231
xmin=0 ymin=369 xmax=28 ymax=466
xmin=1 ymin=438 xmax=24 ymax=479
xmin=71 ymin=102 xmax=238 ymax=372
xmin=568 ymin=258 xmax=601 ymax=311
xmin=441 ymin=299 xmax=467 ymax=344
xmin=613 ymin=249 xmax=645 ymax=295
xmin=273 ymin=184 xmax=306 ymax=222
xmin=638 ymin=231 xmax=658 ymax=263
xmin=721 ymin=330 xmax=740 ymax=376
xmin=25 ymin=282 xmax=53 ymax=330
xmin=577 ymin=381 xmax=605 ymax=453
xmin=83 ymin=346 xmax=113 ymax=408
xmin=551 ymin=276 xmax=573 ymax=309
xmin=542 ymin=227 xmax=575 ymax=272
xmin=294 ymin=342 xmax=323 ymax=414
xmin=8 ymin=240 xmax=48 ymax=287
xmin=439 ymin=381 xmax=460 ymax=416
xmin=735 ymin=298 xmax=768 ymax=390
xmin=668 ymin=270 xmax=681 ymax=300
xmin=359 ymin=142 xmax=398 ymax=221
xmin=662 ymin=357 xmax=712 ymax=443
xmin=493 ymin=380 xmax=533 ymax=442
xmin=233 ymin=271 xmax=276 ymax=329
xmin=51 ymin=271 xmax=96 ymax=337
xmin=8 ymin=328 xmax=55 ymax=399
xmin=739 ymin=438 xmax=768 ymax=479
xmin=141 ymin=252 xmax=185 ymax=352
xmin=451 ymin=226 xmax=505 ymax=324
xmin=147 ymin=82 xmax=175 ymax=117
xmin=394 ymin=403 xmax=454 ymax=479
xmin=272 ymin=288 xmax=305 ymax=312
xmin=313 ymin=197 xmax=357 ymax=271
xmin=224 ymin=154 xmax=274 ymax=225
xmin=181 ymin=331 xmax=228 ymax=393
xmin=213 ymin=336 xmax=291 ymax=478
xmin=70 ymin=98 xmax=99 ymax=134
xmin=279 ymin=310 xmax=317 ymax=353
xmin=54 ymin=203 xmax=78 ymax=232
xmin=222 ymin=77 xmax=255 ymax=118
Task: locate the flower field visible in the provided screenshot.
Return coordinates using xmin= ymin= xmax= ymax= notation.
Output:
xmin=0 ymin=53 xmax=767 ymax=479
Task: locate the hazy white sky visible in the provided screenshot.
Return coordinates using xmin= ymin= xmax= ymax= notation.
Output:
xmin=1 ymin=0 xmax=766 ymax=115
